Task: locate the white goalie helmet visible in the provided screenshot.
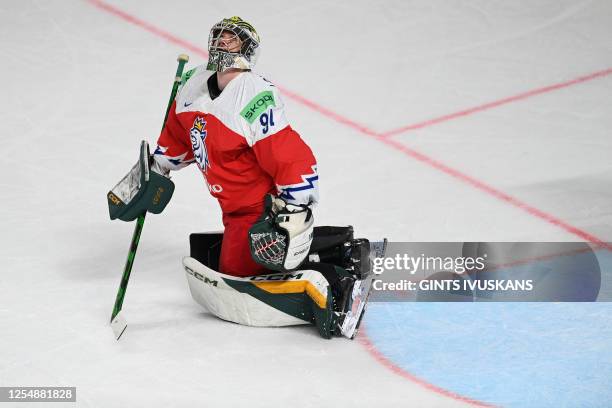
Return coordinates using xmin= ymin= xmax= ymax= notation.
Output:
xmin=207 ymin=16 xmax=260 ymax=72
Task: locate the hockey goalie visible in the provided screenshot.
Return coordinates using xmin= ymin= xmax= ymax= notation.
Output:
xmin=107 ymin=16 xmax=385 ymax=339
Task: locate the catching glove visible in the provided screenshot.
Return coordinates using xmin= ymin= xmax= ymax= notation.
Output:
xmin=249 ymin=195 xmax=314 ymax=271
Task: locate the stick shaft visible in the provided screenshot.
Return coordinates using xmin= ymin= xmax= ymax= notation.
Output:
xmin=110 ymin=54 xmax=190 ymax=323
xmin=163 ymin=55 xmax=190 ymax=130
xmin=111 ymin=213 xmax=145 ymax=321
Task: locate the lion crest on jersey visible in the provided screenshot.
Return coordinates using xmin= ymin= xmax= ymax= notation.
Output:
xmin=190 ymin=116 xmax=210 ymax=171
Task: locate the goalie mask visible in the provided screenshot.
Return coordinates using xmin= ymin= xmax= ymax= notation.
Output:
xmin=249 ymin=195 xmax=314 ymax=271
xmin=207 ymin=16 xmax=260 ymax=72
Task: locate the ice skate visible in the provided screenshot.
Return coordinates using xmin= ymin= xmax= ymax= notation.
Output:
xmin=335 ymin=239 xmax=387 ymax=339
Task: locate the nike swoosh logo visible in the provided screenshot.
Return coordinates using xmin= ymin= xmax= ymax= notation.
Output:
xmin=184 ymin=102 xmax=193 ymax=107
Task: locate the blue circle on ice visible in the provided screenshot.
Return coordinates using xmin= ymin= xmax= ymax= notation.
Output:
xmin=364 ymin=302 xmax=612 ymax=407
xmin=468 ymin=242 xmax=601 ymax=302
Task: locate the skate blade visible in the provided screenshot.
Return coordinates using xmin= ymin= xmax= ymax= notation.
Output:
xmin=370 ymin=239 xmax=388 ymax=260
xmin=339 ymin=277 xmax=374 ymax=339
xmin=111 ymin=312 xmax=128 ymax=340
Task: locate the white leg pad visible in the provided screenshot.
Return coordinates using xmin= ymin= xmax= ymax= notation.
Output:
xmin=183 ymin=257 xmax=311 ymax=327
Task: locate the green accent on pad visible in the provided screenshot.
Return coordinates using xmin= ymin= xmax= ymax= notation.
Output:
xmin=223 ymin=278 xmax=312 ymax=322
xmin=223 ymin=278 xmax=335 ymax=339
xmin=240 ymin=91 xmax=275 ymax=124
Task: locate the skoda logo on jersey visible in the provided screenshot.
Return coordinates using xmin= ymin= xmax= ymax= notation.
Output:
xmin=190 ymin=116 xmax=211 ymax=171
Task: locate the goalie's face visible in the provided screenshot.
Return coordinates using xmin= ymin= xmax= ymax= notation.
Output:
xmin=206 ymin=17 xmax=260 ymax=72
xmin=214 ymin=30 xmax=242 ymax=53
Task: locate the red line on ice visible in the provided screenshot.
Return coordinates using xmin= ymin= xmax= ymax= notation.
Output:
xmin=87 ymin=0 xmax=612 ymax=400
xmin=86 ymin=0 xmax=611 ymax=249
xmin=87 ymin=0 xmax=208 ymax=57
xmin=86 ymin=0 xmax=379 ymax=138
xmin=276 ymin=87 xmax=380 ymax=137
xmin=358 ymin=325 xmax=497 ymax=407
xmin=376 ymin=137 xmax=612 ymax=249
xmin=380 ymin=68 xmax=612 ymax=138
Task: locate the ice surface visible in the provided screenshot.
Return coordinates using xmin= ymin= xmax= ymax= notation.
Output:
xmin=1 ymin=0 xmax=611 ymax=406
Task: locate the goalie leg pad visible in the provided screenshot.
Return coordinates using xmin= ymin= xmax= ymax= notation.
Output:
xmin=183 ymin=257 xmax=335 ymax=337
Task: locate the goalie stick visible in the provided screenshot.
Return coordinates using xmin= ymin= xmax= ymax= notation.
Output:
xmin=110 ymin=54 xmax=190 ymax=340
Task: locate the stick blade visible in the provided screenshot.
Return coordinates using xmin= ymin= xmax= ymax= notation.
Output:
xmin=110 ymin=312 xmax=128 ymax=340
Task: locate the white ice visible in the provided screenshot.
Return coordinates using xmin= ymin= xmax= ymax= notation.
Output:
xmin=1 ymin=0 xmax=611 ymax=406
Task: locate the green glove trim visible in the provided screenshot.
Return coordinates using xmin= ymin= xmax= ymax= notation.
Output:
xmin=107 ymin=141 xmax=175 ymax=222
